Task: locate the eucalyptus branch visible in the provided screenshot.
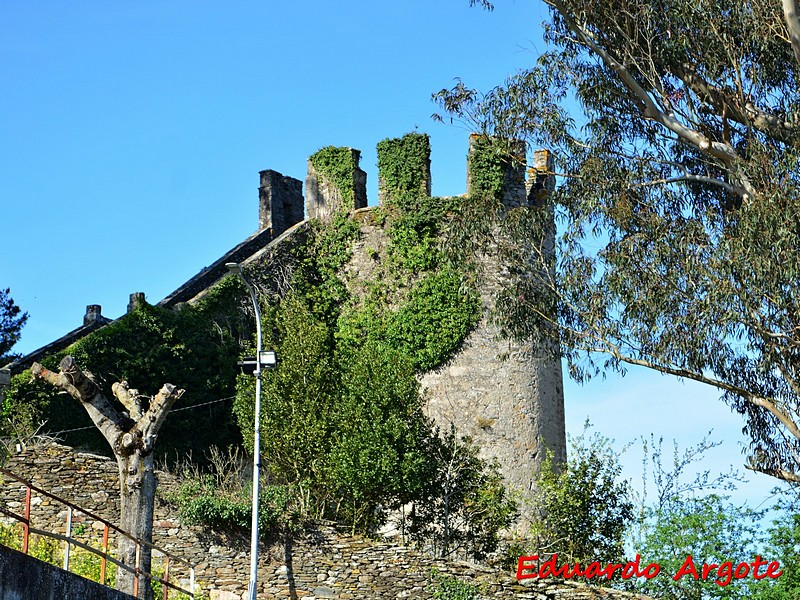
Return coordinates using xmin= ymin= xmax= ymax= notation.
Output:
xmin=672 ymin=62 xmax=799 ymax=144
xmin=516 ymin=274 xmax=800 ymax=451
xmin=784 ymin=0 xmax=800 ymax=65
xmin=745 ymin=309 xmax=800 ymax=399
xmin=546 ymin=0 xmax=759 ymax=200
xmin=629 ymin=174 xmax=747 ymax=196
xmin=599 ymin=346 xmax=800 ymax=444
xmin=745 ymin=463 xmax=800 ymax=483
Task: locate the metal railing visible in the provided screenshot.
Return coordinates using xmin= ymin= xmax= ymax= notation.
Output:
xmin=0 ymin=467 xmax=195 ymax=599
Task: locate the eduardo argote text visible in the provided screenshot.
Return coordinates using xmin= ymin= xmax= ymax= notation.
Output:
xmin=517 ymin=554 xmax=783 ymax=586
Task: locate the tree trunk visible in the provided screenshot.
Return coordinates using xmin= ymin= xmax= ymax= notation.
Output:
xmin=116 ymin=451 xmax=156 ymax=600
xmin=31 ymin=356 xmax=182 ymax=600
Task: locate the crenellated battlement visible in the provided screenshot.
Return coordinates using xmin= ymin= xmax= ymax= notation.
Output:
xmin=257 ymin=132 xmax=556 ymax=237
xmin=253 ymin=133 xmax=564 ymax=526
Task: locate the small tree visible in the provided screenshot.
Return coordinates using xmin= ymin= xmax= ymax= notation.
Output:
xmin=752 ymin=512 xmax=800 ymax=599
xmin=31 ymin=356 xmax=183 ymax=600
xmin=408 ymin=427 xmax=518 ymax=562
xmin=629 ymin=435 xmax=764 ymax=599
xmin=0 ymin=287 xmax=27 ymax=362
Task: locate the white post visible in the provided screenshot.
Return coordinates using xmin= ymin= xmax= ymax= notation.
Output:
xmin=226 ymin=263 xmax=263 ymax=600
xmin=63 ymin=506 xmax=72 ymax=571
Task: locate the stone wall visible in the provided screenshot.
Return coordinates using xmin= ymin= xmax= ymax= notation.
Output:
xmin=0 ymin=544 xmax=136 ymax=600
xmin=0 ymin=444 xmax=651 ymax=600
xmin=377 ymin=133 xmax=566 ymax=521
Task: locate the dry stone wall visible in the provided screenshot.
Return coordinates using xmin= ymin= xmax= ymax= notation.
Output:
xmin=0 ymin=444 xmax=652 ymax=600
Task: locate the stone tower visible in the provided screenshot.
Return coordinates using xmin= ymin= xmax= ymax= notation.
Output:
xmin=316 ymin=135 xmax=565 ymax=509
xmin=410 ymin=134 xmax=566 ymax=519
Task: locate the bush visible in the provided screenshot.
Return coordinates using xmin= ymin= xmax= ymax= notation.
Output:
xmin=430 ymin=569 xmax=483 ymax=600
xmin=168 ymin=446 xmax=295 ymax=537
xmin=409 ymin=427 xmax=518 ymax=561
xmin=526 ymin=424 xmax=634 ymax=566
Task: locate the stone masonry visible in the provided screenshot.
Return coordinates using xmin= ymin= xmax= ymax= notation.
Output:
xmin=6 ymin=133 xmax=566 ymax=534
xmin=258 ymin=170 xmax=304 ymax=235
xmin=421 ymin=136 xmax=566 ymax=523
xmin=0 ymin=444 xmax=653 ymax=600
xmin=305 ymin=148 xmax=368 ymax=221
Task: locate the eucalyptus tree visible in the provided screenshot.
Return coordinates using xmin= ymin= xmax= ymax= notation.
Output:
xmin=435 ymin=0 xmax=800 ymax=482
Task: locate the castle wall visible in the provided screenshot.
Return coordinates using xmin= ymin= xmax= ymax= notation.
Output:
xmin=8 ymin=132 xmax=567 ymax=539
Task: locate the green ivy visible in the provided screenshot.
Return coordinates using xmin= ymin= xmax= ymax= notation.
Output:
xmin=309 ymin=146 xmax=360 ymax=204
xmin=291 ymin=210 xmax=361 ymax=326
xmin=384 ymin=269 xmax=480 ymax=371
xmin=376 ymin=132 xmax=431 ymax=203
xmin=234 ymin=298 xmax=434 ymax=532
xmin=3 ymin=279 xmax=248 ymax=460
xmin=385 ymin=194 xmax=455 ymax=273
xmin=467 ymin=134 xmax=507 ymax=202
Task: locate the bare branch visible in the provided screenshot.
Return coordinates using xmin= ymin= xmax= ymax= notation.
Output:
xmin=112 ymin=381 xmax=145 ymax=421
xmin=136 ymin=383 xmax=184 ymax=453
xmin=31 ymin=357 xmax=131 ymax=447
xmin=588 ymin=346 xmax=800 ymax=445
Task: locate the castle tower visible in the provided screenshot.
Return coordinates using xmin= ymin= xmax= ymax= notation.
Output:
xmin=419 ymin=134 xmax=566 ymax=523
xmin=305 ymin=147 xmax=367 ymax=221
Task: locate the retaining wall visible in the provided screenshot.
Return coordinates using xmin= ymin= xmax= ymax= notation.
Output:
xmin=0 ymin=444 xmax=651 ymax=600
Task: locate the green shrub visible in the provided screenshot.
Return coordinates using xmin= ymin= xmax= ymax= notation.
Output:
xmin=526 ymin=424 xmax=633 ymax=566
xmin=430 ymin=569 xmax=483 ymax=600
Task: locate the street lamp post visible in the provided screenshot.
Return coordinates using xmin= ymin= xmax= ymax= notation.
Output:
xmin=226 ymin=262 xmax=263 ymax=600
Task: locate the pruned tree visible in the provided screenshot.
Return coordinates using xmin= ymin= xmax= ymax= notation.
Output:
xmin=435 ymin=1 xmax=800 ymax=483
xmin=31 ymin=356 xmax=183 ymax=599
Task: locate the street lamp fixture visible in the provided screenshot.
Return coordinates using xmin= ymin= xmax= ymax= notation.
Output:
xmin=225 ymin=262 xmax=273 ymax=600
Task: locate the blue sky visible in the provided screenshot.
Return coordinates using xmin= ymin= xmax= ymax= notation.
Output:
xmin=0 ymin=1 xmax=784 ymax=515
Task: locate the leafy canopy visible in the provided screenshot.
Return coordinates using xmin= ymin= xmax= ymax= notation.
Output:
xmin=438 ymin=0 xmax=800 ymax=482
